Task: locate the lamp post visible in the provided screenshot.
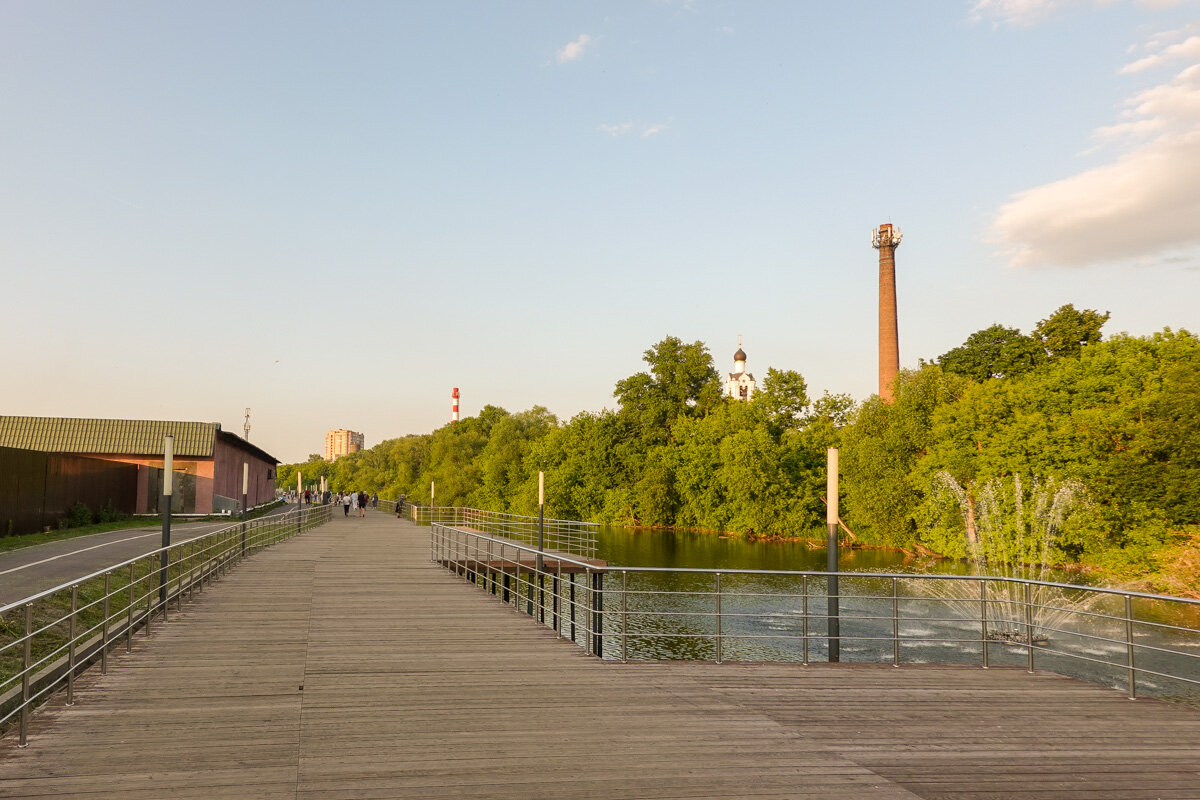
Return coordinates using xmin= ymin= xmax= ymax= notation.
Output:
xmin=827 ymin=447 xmax=840 ymax=663
xmin=158 ymin=435 xmax=173 ymax=611
xmin=241 ymin=462 xmax=249 ymax=556
xmin=536 ymin=471 xmax=545 ymax=573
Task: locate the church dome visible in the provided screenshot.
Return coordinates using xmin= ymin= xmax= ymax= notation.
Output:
xmin=734 ymin=348 xmax=747 ymax=362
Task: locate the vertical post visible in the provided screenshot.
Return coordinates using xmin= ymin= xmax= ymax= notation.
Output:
xmin=1125 ymin=594 xmax=1137 ymax=700
xmin=570 ymin=572 xmax=577 ymax=643
xmin=621 ymin=570 xmax=628 ymax=663
xmin=891 ymin=577 xmax=900 ymax=667
xmin=102 ymin=570 xmax=110 ymax=674
xmin=715 ymin=571 xmax=722 ymax=664
xmin=802 ymin=574 xmax=809 ymax=665
xmin=127 ymin=563 xmax=134 ymax=651
xmin=20 ymin=603 xmax=32 ymax=748
xmin=1025 ymin=582 xmax=1035 ymax=673
xmin=430 ymin=480 xmax=435 ymax=507
xmin=159 ymin=435 xmax=173 ymax=612
xmin=67 ymin=584 xmax=77 ymax=705
xmin=591 ymin=570 xmax=604 ymax=658
xmin=554 ymin=569 xmax=561 ymax=638
xmin=536 ymin=471 xmax=545 ymax=574
xmin=981 ymin=579 xmax=990 ymax=669
xmin=241 ymin=462 xmax=249 ymax=557
xmin=826 ymin=447 xmax=840 ymax=663
xmin=296 ymin=471 xmax=303 ymax=536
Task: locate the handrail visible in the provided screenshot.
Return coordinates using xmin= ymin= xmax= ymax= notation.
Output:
xmin=430 ymin=522 xmax=1200 ymax=706
xmin=0 ymin=503 xmax=334 ymax=746
xmin=0 ymin=506 xmax=304 ymax=615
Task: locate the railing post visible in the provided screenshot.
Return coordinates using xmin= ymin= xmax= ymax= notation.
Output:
xmin=102 ymin=570 xmax=110 ymax=674
xmin=570 ymin=572 xmax=576 ymax=643
xmin=67 ymin=583 xmax=78 ymax=705
xmin=554 ymin=565 xmax=561 ymax=638
xmin=127 ymin=563 xmax=135 ymax=651
xmin=146 ymin=577 xmax=153 ymax=635
xmin=20 ymin=602 xmax=32 ymax=748
xmin=590 ymin=570 xmax=604 ymax=658
xmin=802 ymin=574 xmax=809 ymax=666
xmin=622 ymin=570 xmax=629 ymax=663
xmin=715 ymin=572 xmax=722 ymax=664
xmin=981 ymin=579 xmax=989 ymax=669
xmin=1025 ymin=582 xmax=1035 ymax=673
xmin=1125 ymin=594 xmax=1137 ymax=700
xmin=891 ymin=577 xmax=899 ymax=667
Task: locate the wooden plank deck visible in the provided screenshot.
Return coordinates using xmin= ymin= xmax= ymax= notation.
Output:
xmin=2 ymin=512 xmax=1199 ymax=799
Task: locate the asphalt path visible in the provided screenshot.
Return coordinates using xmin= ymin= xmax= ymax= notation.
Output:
xmin=0 ymin=503 xmax=302 ymax=606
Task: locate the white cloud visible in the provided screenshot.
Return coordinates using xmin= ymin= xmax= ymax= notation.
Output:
xmin=989 ymin=27 xmax=1200 ymax=267
xmin=642 ymin=121 xmax=670 ymax=137
xmin=971 ymin=0 xmax=1185 ymax=27
xmin=557 ymin=34 xmax=592 ymax=64
xmin=1121 ymin=34 xmax=1200 ymax=73
xmin=599 ymin=122 xmax=634 ymax=136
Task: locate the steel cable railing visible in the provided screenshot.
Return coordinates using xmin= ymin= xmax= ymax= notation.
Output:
xmin=0 ymin=503 xmax=334 ymax=746
xmin=430 ymin=523 xmax=1200 ymax=706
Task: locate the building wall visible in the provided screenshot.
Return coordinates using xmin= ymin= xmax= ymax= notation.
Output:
xmin=0 ymin=446 xmax=138 ymax=535
xmin=88 ymin=455 xmax=210 ymax=514
xmin=211 ymin=435 xmax=276 ymax=510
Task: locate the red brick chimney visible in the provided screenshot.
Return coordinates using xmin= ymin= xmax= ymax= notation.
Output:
xmin=872 ymin=224 xmax=902 ymax=403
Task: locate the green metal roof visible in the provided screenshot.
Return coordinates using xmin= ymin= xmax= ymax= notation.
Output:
xmin=0 ymin=416 xmax=218 ymax=457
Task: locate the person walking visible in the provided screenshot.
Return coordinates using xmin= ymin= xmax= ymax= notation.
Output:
xmin=342 ymin=491 xmax=351 ymax=517
xmin=358 ymin=491 xmax=368 ymax=518
xmin=396 ymin=494 xmax=406 ymax=519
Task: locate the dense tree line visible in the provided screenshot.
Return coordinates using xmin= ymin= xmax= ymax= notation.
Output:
xmin=278 ymin=306 xmax=1200 ymax=587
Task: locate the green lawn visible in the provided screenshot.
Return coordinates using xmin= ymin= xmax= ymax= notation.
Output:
xmin=0 ymin=502 xmax=286 ymax=555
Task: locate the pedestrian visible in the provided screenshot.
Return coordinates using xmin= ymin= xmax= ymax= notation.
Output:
xmin=343 ymin=492 xmax=351 ymax=517
xmin=396 ymin=493 xmax=406 ymax=519
xmin=358 ymin=491 xmax=368 ymax=517
xmin=371 ymin=493 xmax=378 ymax=509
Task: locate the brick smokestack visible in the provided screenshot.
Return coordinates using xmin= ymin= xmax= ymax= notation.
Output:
xmin=872 ymin=223 xmax=902 ymax=403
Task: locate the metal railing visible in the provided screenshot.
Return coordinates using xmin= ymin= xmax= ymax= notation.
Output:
xmin=385 ymin=502 xmax=598 ymax=558
xmin=432 ymin=524 xmax=1200 ymax=705
xmin=0 ymin=503 xmax=334 ymax=746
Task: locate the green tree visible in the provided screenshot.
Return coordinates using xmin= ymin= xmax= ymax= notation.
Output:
xmin=614 ymin=336 xmax=721 ymax=445
xmin=1033 ymin=303 xmax=1109 ymax=360
xmin=756 ymin=367 xmax=810 ymax=430
xmin=938 ymin=324 xmax=1045 ymax=381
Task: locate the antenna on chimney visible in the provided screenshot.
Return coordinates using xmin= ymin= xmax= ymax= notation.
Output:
xmin=244 ymin=407 xmax=252 ymax=440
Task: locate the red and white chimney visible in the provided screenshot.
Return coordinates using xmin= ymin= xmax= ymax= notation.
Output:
xmin=451 ymin=387 xmax=460 ymax=424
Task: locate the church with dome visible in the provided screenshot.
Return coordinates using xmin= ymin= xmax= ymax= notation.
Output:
xmin=724 ymin=341 xmax=757 ymax=401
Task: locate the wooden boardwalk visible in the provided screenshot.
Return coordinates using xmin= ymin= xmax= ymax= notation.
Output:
xmin=2 ymin=512 xmax=1199 ymax=799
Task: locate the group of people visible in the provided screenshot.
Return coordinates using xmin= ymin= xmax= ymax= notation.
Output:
xmin=333 ymin=490 xmax=377 ymax=517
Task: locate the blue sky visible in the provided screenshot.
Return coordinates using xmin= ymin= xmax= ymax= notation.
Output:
xmin=2 ymin=1 xmax=1198 ymax=463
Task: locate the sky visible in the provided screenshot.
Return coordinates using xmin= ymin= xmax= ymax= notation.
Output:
xmin=2 ymin=0 xmax=1199 ymax=464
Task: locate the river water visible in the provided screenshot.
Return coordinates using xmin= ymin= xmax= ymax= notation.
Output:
xmin=577 ymin=526 xmax=1200 ymax=705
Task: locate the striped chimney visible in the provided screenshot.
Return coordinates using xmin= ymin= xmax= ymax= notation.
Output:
xmin=452 ymin=387 xmax=459 ymax=424
xmin=872 ymin=223 xmax=902 ymax=403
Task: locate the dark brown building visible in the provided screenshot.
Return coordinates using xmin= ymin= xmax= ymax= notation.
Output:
xmin=0 ymin=416 xmax=279 ymax=518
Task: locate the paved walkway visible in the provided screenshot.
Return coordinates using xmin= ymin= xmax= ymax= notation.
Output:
xmin=2 ymin=512 xmax=1199 ymax=799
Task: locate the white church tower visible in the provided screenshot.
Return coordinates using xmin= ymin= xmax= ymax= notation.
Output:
xmin=725 ymin=337 xmax=757 ymax=401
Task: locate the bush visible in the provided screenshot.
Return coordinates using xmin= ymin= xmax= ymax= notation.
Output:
xmin=96 ymin=500 xmax=126 ymax=524
xmin=66 ymin=502 xmax=93 ymax=528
